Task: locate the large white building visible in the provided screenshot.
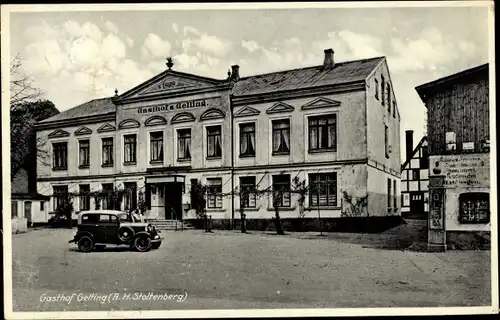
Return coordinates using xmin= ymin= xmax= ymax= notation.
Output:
xmin=36 ymin=49 xmax=402 ymax=231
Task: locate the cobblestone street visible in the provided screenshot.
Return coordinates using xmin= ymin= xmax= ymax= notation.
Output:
xmin=11 ymin=226 xmax=491 ymax=311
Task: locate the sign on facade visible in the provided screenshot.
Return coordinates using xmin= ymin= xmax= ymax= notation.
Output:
xmin=429 ymin=155 xmax=490 ymax=188
xmin=137 ymin=99 xmax=208 ymax=114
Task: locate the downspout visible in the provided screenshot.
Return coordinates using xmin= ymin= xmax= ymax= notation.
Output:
xmin=230 ymin=93 xmax=235 ymax=230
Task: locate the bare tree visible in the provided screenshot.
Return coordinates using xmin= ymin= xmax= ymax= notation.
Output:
xmin=10 ymin=54 xmax=44 ymax=105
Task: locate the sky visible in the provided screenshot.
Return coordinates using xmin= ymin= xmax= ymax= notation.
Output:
xmin=7 ymin=4 xmax=491 ymax=156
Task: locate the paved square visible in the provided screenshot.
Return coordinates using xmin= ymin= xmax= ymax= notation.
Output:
xmin=11 ymin=227 xmax=491 ymax=311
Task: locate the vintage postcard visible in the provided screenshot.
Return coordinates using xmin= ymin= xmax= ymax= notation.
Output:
xmin=1 ymin=1 xmax=498 ymax=319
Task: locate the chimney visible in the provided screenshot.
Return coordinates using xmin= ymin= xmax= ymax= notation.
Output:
xmin=405 ymin=130 xmax=414 ymax=160
xmin=230 ymin=65 xmax=240 ymax=81
xmin=323 ymin=48 xmax=335 ymax=69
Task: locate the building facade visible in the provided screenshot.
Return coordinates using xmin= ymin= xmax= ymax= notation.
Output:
xmin=36 ymin=49 xmax=402 ymax=230
xmin=416 ymin=63 xmax=491 ymax=250
xmin=400 ymin=131 xmax=429 ymax=219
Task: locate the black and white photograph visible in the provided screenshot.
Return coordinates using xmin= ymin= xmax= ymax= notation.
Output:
xmin=1 ymin=2 xmax=497 ymax=319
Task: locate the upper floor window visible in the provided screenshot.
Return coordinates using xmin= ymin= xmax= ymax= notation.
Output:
xmin=239 ymin=123 xmax=256 ymax=157
xmin=272 ymin=175 xmax=291 ymax=207
xmin=177 ymin=129 xmax=191 ymax=160
xmin=206 ymin=178 xmax=223 ymax=209
xmin=381 ymin=75 xmax=385 ymax=106
xmin=123 ymin=134 xmax=137 ymax=164
xmin=240 ymin=176 xmax=256 ymax=208
xmin=384 ymin=125 xmax=390 ymax=158
xmin=150 ymin=131 xmax=164 ymax=162
xmin=309 ymin=173 xmax=337 ymax=207
xmin=79 ymin=140 xmax=90 ymax=168
xmin=79 ymin=184 xmax=90 ymax=211
xmin=207 ymin=125 xmax=222 ymax=158
xmin=309 ymin=114 xmax=336 ymax=152
xmin=52 ymin=142 xmax=68 ymax=170
xmin=387 ymin=83 xmax=391 ymax=114
xmin=53 ymin=185 xmax=68 ymax=211
xmin=102 ymin=138 xmax=114 ymax=166
xmin=374 ymin=78 xmax=379 ymax=100
xmin=272 ymin=119 xmax=290 ymax=155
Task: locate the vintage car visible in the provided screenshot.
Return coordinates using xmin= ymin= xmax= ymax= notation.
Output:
xmin=69 ymin=210 xmax=161 ymax=252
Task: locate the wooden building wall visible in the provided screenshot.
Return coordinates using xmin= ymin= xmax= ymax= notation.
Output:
xmin=425 ymin=72 xmax=489 ymax=155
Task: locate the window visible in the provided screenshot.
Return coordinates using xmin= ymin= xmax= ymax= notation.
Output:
xmin=206 ymin=178 xmax=223 ymax=209
xmin=272 ymin=119 xmax=290 ymax=154
xmin=124 ymin=182 xmax=137 ymax=211
xmin=40 ymin=201 xmax=45 ymax=211
xmin=412 ymin=169 xmax=420 ymax=181
xmin=53 ymin=185 xmax=68 ymax=211
xmin=207 ymin=126 xmax=222 ymax=158
xmin=177 ymin=129 xmax=191 ymax=160
xmin=459 ymin=193 xmax=489 ymax=223
xmin=393 ymin=101 xmax=396 ymax=118
xmin=374 ymin=78 xmax=379 ymax=100
xmin=239 ymin=123 xmax=256 ymax=157
xmin=393 ymin=180 xmax=397 ymax=209
xmin=272 ymin=175 xmax=291 ymax=207
xmin=79 ymin=140 xmax=90 ymax=167
xmin=309 ymin=173 xmax=337 ymax=207
xmin=381 ymin=75 xmax=385 ymax=105
xmin=384 ymin=125 xmax=390 ymax=158
xmin=102 ymin=138 xmax=114 ymax=166
xmin=79 ymin=184 xmax=90 ymax=211
xmin=308 ymin=115 xmax=337 ymax=152
xmin=98 ymin=214 xmax=115 ymax=223
xmin=52 ymin=142 xmax=68 ymax=170
xmin=150 ymin=131 xmax=164 ymax=162
xmin=420 ymin=146 xmax=429 ymax=169
xmin=387 ymin=178 xmax=392 ymax=209
xmin=124 ymin=135 xmax=137 ymax=163
xmin=11 ymin=201 xmax=18 ymax=218
xmin=240 ymin=176 xmax=256 ymax=208
xmin=387 ymin=83 xmax=391 ymax=113
xmin=102 ymin=183 xmax=114 ymax=210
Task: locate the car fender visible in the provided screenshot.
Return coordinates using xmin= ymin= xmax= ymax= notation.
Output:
xmin=69 ymin=231 xmax=94 ymax=243
xmin=133 ymin=231 xmax=151 ymax=239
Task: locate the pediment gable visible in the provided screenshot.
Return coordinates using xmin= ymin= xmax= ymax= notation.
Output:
xmin=145 ymin=115 xmax=167 ymax=127
xmin=48 ymin=129 xmax=70 ymax=138
xmin=74 ymin=126 xmax=93 ymax=136
xmin=200 ymin=108 xmax=226 ymax=121
xmin=266 ymin=102 xmax=295 ymax=114
xmin=301 ymin=97 xmax=341 ymax=110
xmin=117 ymin=71 xmax=224 ymax=99
xmin=171 ymin=112 xmax=196 ymax=124
xmin=234 ymin=106 xmax=260 ymax=118
xmin=118 ymin=119 xmax=140 ymax=129
xmin=97 ymin=123 xmax=116 ymax=133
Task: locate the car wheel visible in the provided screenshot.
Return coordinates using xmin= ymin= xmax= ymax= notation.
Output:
xmin=78 ymin=236 xmax=94 ymax=253
xmin=118 ymin=226 xmax=135 ymax=242
xmin=152 ymin=242 xmax=161 ymax=249
xmin=133 ymin=235 xmax=152 ymax=252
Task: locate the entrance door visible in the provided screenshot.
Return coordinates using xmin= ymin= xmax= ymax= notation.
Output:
xmin=24 ymin=201 xmax=32 ymax=225
xmin=409 ymin=192 xmax=425 ymax=217
xmin=164 ymin=182 xmax=183 ymax=220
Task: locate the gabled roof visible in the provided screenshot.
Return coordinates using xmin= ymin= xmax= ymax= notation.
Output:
xmin=415 ymin=63 xmax=488 ymax=102
xmin=232 ymin=56 xmax=385 ymax=97
xmin=401 ymin=136 xmax=428 ymax=170
xmin=39 ymin=97 xmax=116 ymax=124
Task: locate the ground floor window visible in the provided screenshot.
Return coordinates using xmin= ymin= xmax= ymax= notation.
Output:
xmin=12 ymin=201 xmax=18 ymax=218
xmin=53 ymin=185 xmax=68 ymax=211
xmin=459 ymin=193 xmax=489 ymax=223
xmin=387 ymin=178 xmax=392 ymax=209
xmin=206 ymin=178 xmax=222 ymax=209
xmin=79 ymin=184 xmax=90 ymax=211
xmin=309 ymin=173 xmax=337 ymax=207
xmin=124 ymin=182 xmax=137 ymax=211
xmin=272 ymin=175 xmax=291 ymax=207
xmin=240 ymin=176 xmax=256 ymax=208
xmin=101 ymin=183 xmax=114 ymax=210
